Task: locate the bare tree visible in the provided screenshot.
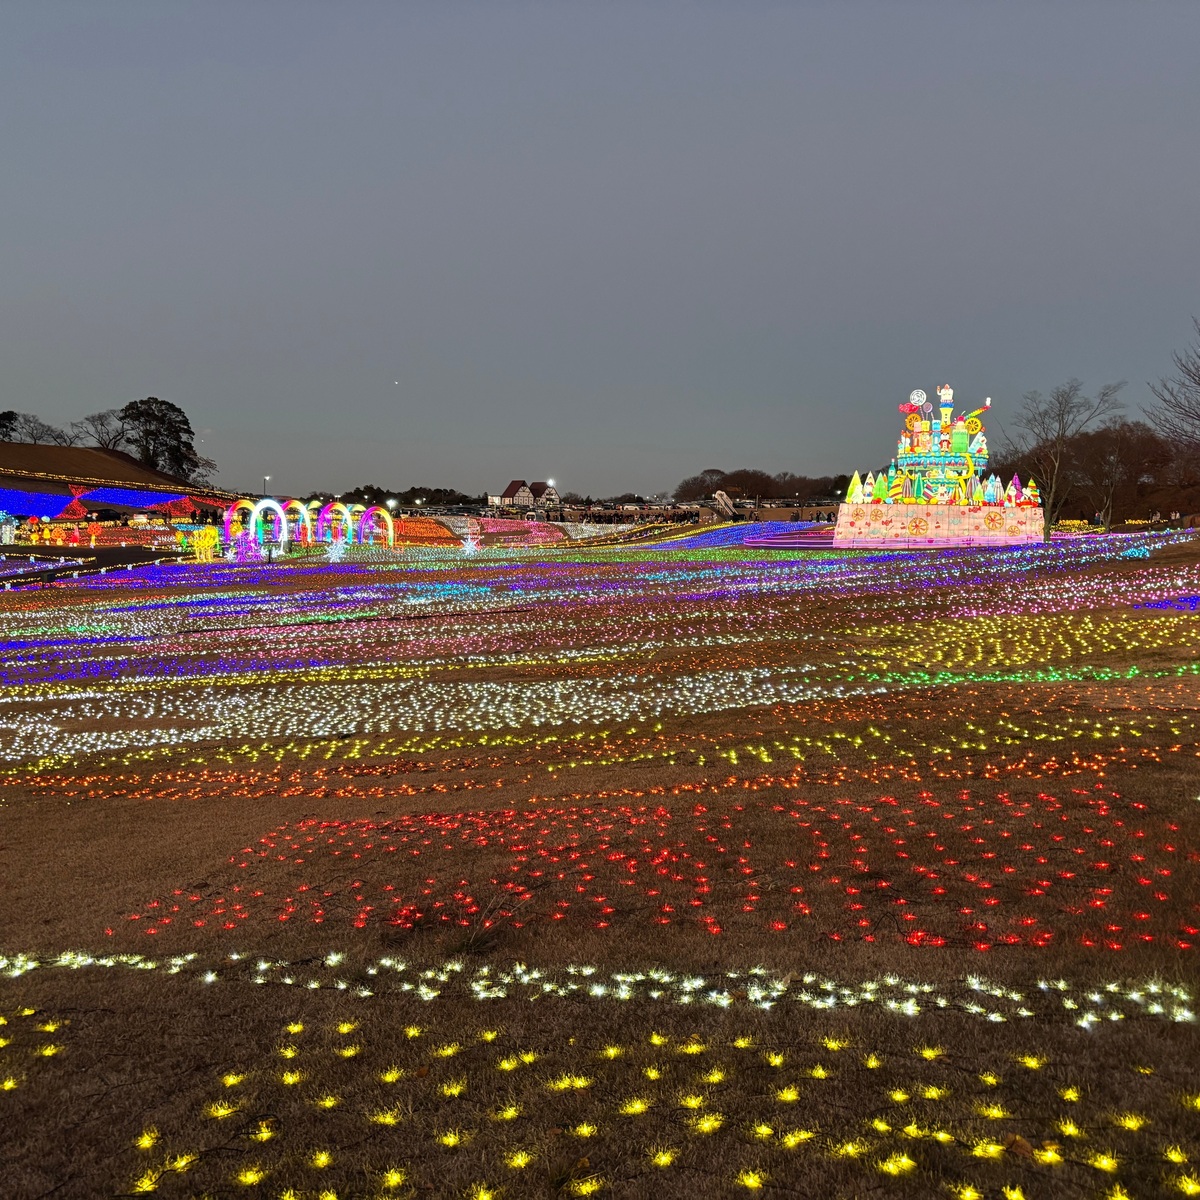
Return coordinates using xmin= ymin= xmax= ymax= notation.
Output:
xmin=1149 ymin=317 xmax=1200 ymax=450
xmin=12 ymin=412 xmax=69 ymax=444
xmin=71 ymin=409 xmax=129 ymax=450
xmin=1010 ymin=378 xmax=1126 ymax=534
xmin=1071 ymin=419 xmax=1169 ymax=530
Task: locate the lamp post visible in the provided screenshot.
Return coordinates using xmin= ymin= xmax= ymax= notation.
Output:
xmin=263 ymin=474 xmax=271 ymax=497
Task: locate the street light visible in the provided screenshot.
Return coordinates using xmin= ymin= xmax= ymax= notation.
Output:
xmin=263 ymin=474 xmax=271 ymax=496
xmin=386 ymin=499 xmax=397 ymax=510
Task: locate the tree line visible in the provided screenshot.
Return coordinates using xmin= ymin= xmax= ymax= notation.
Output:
xmin=0 ymin=398 xmax=214 ymax=483
xmin=673 ymin=468 xmax=851 ymax=504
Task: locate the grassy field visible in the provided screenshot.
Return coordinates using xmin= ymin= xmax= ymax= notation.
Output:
xmin=3 ymin=533 xmax=1200 ymax=1198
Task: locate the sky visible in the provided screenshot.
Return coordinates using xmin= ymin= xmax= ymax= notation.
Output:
xmin=1 ymin=2 xmax=1198 ymax=499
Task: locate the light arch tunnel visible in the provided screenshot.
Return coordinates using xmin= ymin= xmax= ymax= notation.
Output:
xmin=222 ymin=498 xmax=394 ymax=547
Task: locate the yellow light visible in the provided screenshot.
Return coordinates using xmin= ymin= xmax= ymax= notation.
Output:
xmin=1002 ymin=1188 xmax=1027 ymax=1200
xmin=479 ymin=1030 xmax=499 ymax=1042
xmin=736 ymin=1170 xmax=765 ymax=1189
xmin=679 ymin=1094 xmax=705 ymax=1110
xmin=569 ymin=1178 xmax=603 ymax=1196
xmin=571 ymin=1123 xmax=596 ymax=1137
xmin=871 ymin=1118 xmax=891 ymax=1133
xmin=506 ymin=1150 xmax=533 ymax=1168
xmin=951 ymin=1187 xmax=983 ymax=1200
xmin=620 ymin=1098 xmax=651 ymax=1115
xmin=733 ymin=1036 xmax=754 ymax=1049
xmin=972 ymin=1142 xmax=1004 ymax=1159
xmin=206 ymin=1100 xmax=238 ymax=1119
xmin=168 ymin=1154 xmax=196 ymax=1172
xmin=1187 ymin=1096 xmax=1200 ymax=1113
xmin=370 ymin=1109 xmax=400 ymax=1126
xmin=644 ymin=1066 xmax=662 ymax=1081
xmin=468 ymin=1187 xmax=496 ymax=1200
xmin=1060 ymin=1086 xmax=1080 ymax=1102
xmin=310 ymin=1150 xmax=333 ymax=1168
xmin=281 ymin=1070 xmax=303 ymax=1085
xmin=236 ymin=1166 xmax=266 ymax=1186
xmin=890 ymin=1089 xmax=909 ymax=1103
xmin=222 ymin=1073 xmax=245 ymax=1088
xmin=548 ymin=1074 xmax=591 ymax=1091
xmin=691 ymin=1113 xmax=724 ymax=1134
xmin=1058 ymin=1119 xmax=1082 ymax=1138
xmin=286 ymin=1022 xmax=304 ymax=1034
xmin=249 ymin=1121 xmax=274 ymax=1142
xmin=680 ymin=1041 xmax=706 ymax=1056
xmin=834 ymin=1141 xmax=865 ymax=1158
xmin=335 ymin=1044 xmax=361 ymax=1058
xmin=380 ymin=1067 xmax=403 ymax=1083
xmin=38 ymin=1022 xmax=61 ymax=1033
xmin=1178 ymin=1176 xmax=1200 ymax=1197
xmin=336 ymin=1021 xmax=357 ymax=1034
xmin=131 ymin=1171 xmax=159 ymax=1193
xmin=650 ymin=1148 xmax=676 ymax=1168
xmin=601 ymin=1045 xmax=623 ymax=1059
xmin=37 ymin=1044 xmax=61 ymax=1057
xmin=496 ymin=1105 xmax=520 ymax=1121
xmin=776 ymin=1086 xmax=799 ymax=1103
xmin=765 ymin=1052 xmax=784 ymax=1068
xmin=135 ymin=1129 xmax=158 ymax=1151
xmin=918 ymin=1046 xmax=944 ymax=1061
xmin=1166 ymin=1147 xmax=1189 ymax=1165
xmin=650 ymin=1032 xmax=669 ymax=1046
xmin=753 ymin=1123 xmax=774 ymax=1139
xmin=978 ymin=1103 xmax=1009 ymax=1119
xmin=978 ymin=1073 xmax=1000 ymax=1087
xmin=922 ymin=1085 xmax=949 ymax=1100
xmin=3 ymin=1077 xmax=19 ymax=1090
xmin=823 ymin=1037 xmax=849 ymax=1051
xmin=864 ymin=1054 xmax=882 ymax=1069
xmin=1114 ymin=1113 xmax=1147 ymax=1131
xmin=441 ymin=1079 xmax=466 ymax=1097
xmin=1017 ymin=1055 xmax=1044 ymax=1070
xmin=879 ymin=1154 xmax=915 ymax=1176
xmin=314 ymin=1094 xmax=340 ymax=1109
xmin=498 ymin=1056 xmax=519 ymax=1071
xmin=439 ymin=1131 xmax=463 ymax=1148
xmin=781 ymin=1130 xmax=814 ymax=1148
xmin=435 ymin=1042 xmax=460 ymax=1057
xmin=381 ymin=1168 xmax=406 ymax=1189
xmin=1089 ymin=1152 xmax=1119 ymax=1173
xmin=404 ymin=1026 xmax=422 ymax=1038
xmin=809 ymin=1065 xmax=829 ymax=1079
xmin=702 ymin=1068 xmax=725 ymax=1084
xmin=1034 ymin=1148 xmax=1063 ymax=1165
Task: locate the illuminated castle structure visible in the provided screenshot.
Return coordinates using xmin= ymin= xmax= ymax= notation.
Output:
xmin=833 ymin=386 xmax=1045 ymax=547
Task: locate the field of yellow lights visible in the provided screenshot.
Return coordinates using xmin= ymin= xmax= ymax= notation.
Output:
xmin=3 ymin=530 xmax=1200 ymax=1198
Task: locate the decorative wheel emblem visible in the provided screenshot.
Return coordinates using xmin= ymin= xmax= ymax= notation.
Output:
xmin=965 ymin=417 xmax=983 ymax=435
xmin=908 ymin=516 xmax=929 ymax=536
xmin=905 ymin=413 xmax=920 ymax=430
xmin=909 ymin=389 xmax=927 ymax=405
xmin=984 ymin=511 xmax=1004 ymax=530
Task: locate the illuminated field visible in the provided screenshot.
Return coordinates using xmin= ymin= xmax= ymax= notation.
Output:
xmin=3 ymin=533 xmax=1200 ymax=1196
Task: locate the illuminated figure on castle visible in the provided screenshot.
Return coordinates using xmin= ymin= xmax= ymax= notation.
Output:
xmin=834 ymin=386 xmax=1044 ymax=546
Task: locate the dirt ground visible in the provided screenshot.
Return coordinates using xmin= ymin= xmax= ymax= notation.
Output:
xmin=2 ymin=534 xmax=1199 ymax=1198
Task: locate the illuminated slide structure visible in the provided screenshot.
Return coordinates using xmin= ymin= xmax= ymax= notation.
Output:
xmin=833 ymin=386 xmax=1044 ymax=547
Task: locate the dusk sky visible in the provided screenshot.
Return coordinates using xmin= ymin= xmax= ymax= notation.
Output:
xmin=2 ymin=2 xmax=1198 ymax=498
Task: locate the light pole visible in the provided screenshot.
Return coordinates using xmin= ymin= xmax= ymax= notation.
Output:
xmin=263 ymin=474 xmax=271 ymax=496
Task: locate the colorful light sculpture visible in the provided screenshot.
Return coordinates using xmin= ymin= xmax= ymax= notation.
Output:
xmin=834 ymin=388 xmax=1044 ymax=546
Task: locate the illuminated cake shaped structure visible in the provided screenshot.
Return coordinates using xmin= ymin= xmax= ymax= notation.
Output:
xmin=832 ymin=386 xmax=1044 ymax=547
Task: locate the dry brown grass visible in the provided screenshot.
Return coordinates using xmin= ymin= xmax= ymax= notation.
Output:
xmin=2 ymin=539 xmax=1200 ymax=1196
